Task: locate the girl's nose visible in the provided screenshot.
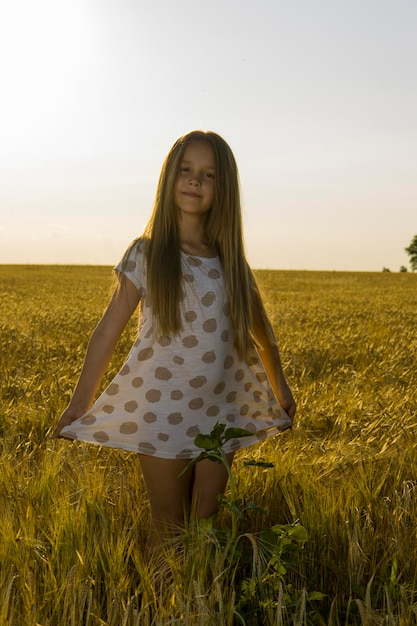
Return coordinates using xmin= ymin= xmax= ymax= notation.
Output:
xmin=188 ymin=176 xmax=201 ymax=187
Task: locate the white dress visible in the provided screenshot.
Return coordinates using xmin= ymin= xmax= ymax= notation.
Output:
xmin=60 ymin=239 xmax=292 ymax=458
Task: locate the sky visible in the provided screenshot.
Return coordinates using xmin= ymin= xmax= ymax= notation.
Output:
xmin=0 ymin=0 xmax=416 ymax=271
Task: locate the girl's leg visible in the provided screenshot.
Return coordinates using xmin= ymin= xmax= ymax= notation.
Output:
xmin=138 ymin=452 xmax=235 ymax=551
xmin=191 ymin=452 xmax=235 ymax=519
xmin=138 ymin=455 xmax=192 ymax=550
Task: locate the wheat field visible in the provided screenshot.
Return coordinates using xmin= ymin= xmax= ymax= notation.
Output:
xmin=0 ymin=265 xmax=416 ymax=625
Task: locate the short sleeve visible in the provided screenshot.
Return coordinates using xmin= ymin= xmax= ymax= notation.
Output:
xmin=114 ymin=237 xmax=148 ymax=293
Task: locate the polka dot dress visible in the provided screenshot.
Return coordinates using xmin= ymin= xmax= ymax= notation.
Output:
xmin=60 ymin=238 xmax=292 ymax=458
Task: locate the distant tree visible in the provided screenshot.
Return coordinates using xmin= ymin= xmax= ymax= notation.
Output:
xmin=405 ymin=235 xmax=417 ymax=271
xmin=382 ymin=267 xmax=391 ymax=272
xmin=399 ymin=265 xmax=408 ymax=273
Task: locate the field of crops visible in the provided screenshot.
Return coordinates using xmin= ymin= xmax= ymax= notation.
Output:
xmin=1 ymin=264 xmax=416 ymax=625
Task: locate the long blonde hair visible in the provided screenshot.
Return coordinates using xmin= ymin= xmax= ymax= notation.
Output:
xmin=143 ymin=130 xmax=272 ymax=361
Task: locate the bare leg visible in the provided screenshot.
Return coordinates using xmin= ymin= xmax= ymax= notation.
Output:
xmin=191 ymin=452 xmax=235 ymax=519
xmin=138 ymin=452 xmax=235 ymax=555
xmin=138 ymin=455 xmax=192 ymax=552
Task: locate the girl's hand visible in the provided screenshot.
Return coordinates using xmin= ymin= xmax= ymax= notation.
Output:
xmin=276 ymin=379 xmax=296 ymax=420
xmin=50 ymin=405 xmax=87 ymax=439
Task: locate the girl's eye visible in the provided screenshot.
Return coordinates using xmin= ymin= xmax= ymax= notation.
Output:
xmin=180 ymin=167 xmax=189 ymax=173
xmin=205 ymin=172 xmax=215 ymax=179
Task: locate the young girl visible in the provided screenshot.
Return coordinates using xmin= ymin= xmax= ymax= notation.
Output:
xmin=51 ymin=130 xmax=296 ymax=548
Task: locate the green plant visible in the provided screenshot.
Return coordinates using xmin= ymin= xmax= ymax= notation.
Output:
xmin=181 ymin=423 xmax=318 ymax=623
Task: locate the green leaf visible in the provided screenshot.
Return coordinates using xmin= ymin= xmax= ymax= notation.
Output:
xmin=247 ymin=502 xmax=269 ymax=515
xmin=244 ymin=460 xmax=275 ymax=468
xmin=286 ymin=525 xmax=308 ymax=543
xmin=211 ymin=422 xmax=226 ymax=441
xmin=308 ymin=591 xmax=327 ymax=601
xmin=223 ymin=427 xmax=253 ymax=442
xmin=194 ymin=434 xmax=219 ymax=450
xmin=270 ymin=523 xmax=308 ymax=544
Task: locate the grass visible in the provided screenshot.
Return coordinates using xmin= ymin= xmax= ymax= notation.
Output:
xmin=0 ymin=264 xmax=416 ymax=624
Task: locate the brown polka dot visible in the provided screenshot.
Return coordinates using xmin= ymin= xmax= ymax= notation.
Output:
xmin=273 ymin=408 xmax=285 ymax=420
xmin=144 ymin=412 xmax=157 ymax=423
xmin=244 ymin=382 xmax=252 ymax=392
xmin=221 ymin=330 xmax=229 ymax=342
xmin=201 ymin=291 xmax=216 ymax=307
xmin=81 ymin=414 xmax=96 ymax=425
xmin=125 ymin=260 xmax=136 ymax=272
xmin=186 ymin=425 xmax=200 ymax=438
xmin=132 ymin=377 xmax=144 ymax=388
xmin=256 ymin=431 xmax=268 ymax=441
xmin=168 ymin=412 xmax=183 ymax=425
xmin=145 ymin=328 xmax=153 ymax=338
xmin=125 ymin=400 xmax=138 ymax=413
xmin=203 ymin=318 xmax=217 ymax=333
xmin=182 ymin=335 xmax=198 ymax=348
xmin=138 ymin=347 xmax=154 ymax=361
xmin=248 ymin=354 xmax=259 ymax=366
xmin=183 ymin=273 xmax=194 ymax=282
xmin=206 ymin=405 xmax=220 ymax=417
xmin=176 ymin=449 xmax=193 ymax=459
xmin=158 ymin=432 xmax=169 ymax=441
xmin=208 ymin=268 xmax=221 ymax=279
xmin=93 ymin=431 xmax=109 ymax=443
xmin=173 ymin=355 xmax=184 ymax=365
xmin=240 ymin=404 xmax=250 ymax=416
xmin=145 ymin=389 xmax=161 ymax=403
xmin=256 ymin=372 xmax=268 ymax=383
xmin=134 ymin=338 xmax=141 ymax=347
xmin=103 ymin=405 xmax=115 ymax=414
xmin=224 ymin=356 xmax=234 ymax=369
xmin=223 ymin=302 xmax=230 ymax=316
xmin=155 ymin=367 xmax=172 ymax=381
xmin=226 ymin=414 xmax=236 ymax=422
xmin=139 ymin=442 xmax=157 ymax=455
xmin=157 ymin=336 xmax=172 ymax=347
xmin=244 ymin=422 xmax=256 ymax=433
xmin=120 ymin=364 xmax=130 ymax=376
xmin=189 ymin=398 xmax=204 ymax=410
xmin=253 ymin=390 xmax=262 ymax=402
xmin=185 ymin=310 xmax=197 ymax=323
xmin=235 ymin=369 xmax=245 ymax=382
xmin=106 ymin=383 xmax=119 ymax=396
xmin=187 ymin=256 xmax=202 ymax=267
xmin=214 ymin=382 xmax=225 ymax=394
xmin=226 ymin=391 xmax=237 ymax=403
xmin=189 ymin=375 xmax=207 ymax=388
xmin=229 ymin=439 xmax=242 ymax=452
xmin=202 ymin=351 xmax=216 ymax=364
xmin=120 ymin=422 xmax=138 ymax=434
xmin=252 ymin=410 xmax=262 ymax=418
xmin=171 ymin=390 xmax=184 ymax=400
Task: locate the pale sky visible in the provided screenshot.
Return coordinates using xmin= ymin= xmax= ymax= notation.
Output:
xmin=0 ymin=0 xmax=416 ymax=271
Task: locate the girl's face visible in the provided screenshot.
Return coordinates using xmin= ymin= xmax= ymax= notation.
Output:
xmin=174 ymin=141 xmax=216 ymax=218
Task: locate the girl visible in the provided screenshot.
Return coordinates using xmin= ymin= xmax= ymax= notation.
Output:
xmin=51 ymin=130 xmax=296 ymax=548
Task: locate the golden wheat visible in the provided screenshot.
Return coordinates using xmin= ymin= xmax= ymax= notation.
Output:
xmin=0 ymin=265 xmax=416 ymax=624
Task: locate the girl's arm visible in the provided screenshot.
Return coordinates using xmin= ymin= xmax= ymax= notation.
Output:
xmin=252 ymin=292 xmax=296 ymax=419
xmin=50 ymin=277 xmax=141 ymax=438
